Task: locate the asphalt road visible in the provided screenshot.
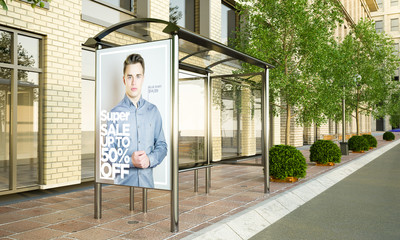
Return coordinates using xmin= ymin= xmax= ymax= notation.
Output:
xmin=250 ymin=144 xmax=400 ymax=240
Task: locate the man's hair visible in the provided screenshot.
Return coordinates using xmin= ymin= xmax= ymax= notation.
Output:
xmin=123 ymin=53 xmax=145 ymax=74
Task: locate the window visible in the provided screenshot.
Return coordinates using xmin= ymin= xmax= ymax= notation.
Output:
xmin=391 ymin=18 xmax=399 ymax=31
xmin=391 ymin=0 xmax=398 ymax=7
xmin=377 ymin=0 xmax=383 ymax=9
xmin=81 ymin=49 xmax=95 ymax=180
xmin=0 ymin=27 xmax=42 ymax=191
xmin=221 ymin=1 xmax=236 ymax=45
xmin=82 ymin=0 xmax=136 ymax=27
xmin=375 ymin=20 xmax=384 ymax=33
xmin=169 ymin=0 xmax=196 ymax=32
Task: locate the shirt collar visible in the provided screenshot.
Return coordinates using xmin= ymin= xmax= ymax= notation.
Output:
xmin=123 ymin=94 xmax=145 ymax=108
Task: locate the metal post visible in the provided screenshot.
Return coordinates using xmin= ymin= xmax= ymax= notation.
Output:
xmin=171 ymin=33 xmax=179 ymax=233
xmin=340 ymin=86 xmax=349 ymax=155
xmin=94 ymin=183 xmax=102 ymax=219
xmin=194 ymin=169 xmax=198 ymax=192
xmin=142 ymin=188 xmax=147 ymax=213
xmin=129 ymin=187 xmax=134 ymax=211
xmin=94 ymin=44 xmax=103 ymax=219
xmin=261 ymin=69 xmax=270 ymax=194
xmin=205 ymin=72 xmax=212 ymax=193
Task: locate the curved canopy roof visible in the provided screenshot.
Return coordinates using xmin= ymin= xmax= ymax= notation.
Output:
xmin=84 ymin=18 xmax=274 ymax=75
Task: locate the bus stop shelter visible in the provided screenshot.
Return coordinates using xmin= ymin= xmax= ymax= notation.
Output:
xmin=84 ymin=18 xmax=274 ymax=232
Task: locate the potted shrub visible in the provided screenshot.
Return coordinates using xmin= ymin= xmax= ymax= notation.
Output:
xmin=383 ymin=131 xmax=395 ymax=141
xmin=362 ymin=134 xmax=377 ymax=149
xmin=310 ymin=140 xmax=341 ymax=166
xmin=269 ymin=145 xmax=307 ymax=182
xmin=348 ymin=135 xmax=369 ymax=153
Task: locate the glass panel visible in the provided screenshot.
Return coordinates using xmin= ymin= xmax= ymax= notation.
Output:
xmin=82 ymin=49 xmax=95 ymax=78
xmin=179 ymin=74 xmax=205 ymax=169
xmin=221 ymin=3 xmax=236 ymax=45
xmin=18 ymin=35 xmax=39 ymax=68
xmin=103 ymin=0 xmax=133 ymax=11
xmin=17 ymin=71 xmax=39 ymax=188
xmin=220 ymin=80 xmax=239 ymax=158
xmin=253 ymin=89 xmax=262 ymax=154
xmin=0 ymin=30 xmax=12 ymax=64
xmin=391 ymin=19 xmax=399 ymax=31
xmin=375 ymin=20 xmax=383 ymax=33
xmin=81 ymin=79 xmax=95 ymax=179
xmin=170 ymin=0 xmax=195 ymax=31
xmin=82 ymin=0 xmax=134 ymax=27
xmin=391 ymin=0 xmax=398 ymax=7
xmin=0 ymin=68 xmax=11 ymax=191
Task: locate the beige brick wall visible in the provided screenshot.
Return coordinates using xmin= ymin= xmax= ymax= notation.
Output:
xmin=240 ymin=87 xmax=256 ymax=156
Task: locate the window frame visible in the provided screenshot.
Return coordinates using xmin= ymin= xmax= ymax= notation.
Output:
xmin=391 ymin=18 xmax=399 ymax=32
xmin=0 ymin=25 xmax=44 ymax=194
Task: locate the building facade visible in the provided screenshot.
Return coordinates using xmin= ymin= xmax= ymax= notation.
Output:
xmin=0 ymin=0 xmax=378 ymax=195
xmin=371 ymin=0 xmax=399 ymax=131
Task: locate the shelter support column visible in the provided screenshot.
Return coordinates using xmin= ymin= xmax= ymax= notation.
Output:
xmin=262 ymin=69 xmax=270 ymax=193
xmin=171 ymin=33 xmax=179 ymax=233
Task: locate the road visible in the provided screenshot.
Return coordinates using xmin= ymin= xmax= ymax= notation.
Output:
xmin=250 ymin=144 xmax=400 ymax=240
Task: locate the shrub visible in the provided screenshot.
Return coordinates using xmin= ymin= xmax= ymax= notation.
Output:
xmin=348 ymin=136 xmax=369 ymax=152
xmin=269 ymin=145 xmax=307 ymax=180
xmin=310 ymin=140 xmax=341 ymax=164
xmin=362 ymin=134 xmax=377 ymax=148
xmin=383 ymin=131 xmax=395 ymax=141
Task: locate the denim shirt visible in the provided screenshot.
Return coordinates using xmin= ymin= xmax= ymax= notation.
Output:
xmin=109 ymin=95 xmax=167 ymax=188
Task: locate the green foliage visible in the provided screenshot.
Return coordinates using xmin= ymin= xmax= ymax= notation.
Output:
xmin=309 ymin=140 xmax=341 ymax=164
xmin=1 ymin=0 xmax=49 ymax=10
xmin=269 ymin=145 xmax=307 ymax=179
xmin=362 ymin=134 xmax=377 ymax=148
xmin=383 ymin=131 xmax=395 ymax=141
xmin=390 ymin=114 xmax=400 ymax=129
xmin=348 ymin=136 xmax=369 ymax=152
xmin=234 ymin=0 xmax=343 ymax=145
xmin=325 ymin=19 xmax=400 ymax=135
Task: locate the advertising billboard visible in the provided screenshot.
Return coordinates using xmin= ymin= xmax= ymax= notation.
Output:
xmin=96 ymin=39 xmax=171 ymax=190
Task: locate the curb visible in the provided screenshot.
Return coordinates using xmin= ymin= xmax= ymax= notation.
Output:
xmin=183 ymin=139 xmax=400 ymax=240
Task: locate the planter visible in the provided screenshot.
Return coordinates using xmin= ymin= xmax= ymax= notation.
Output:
xmin=316 ymin=162 xmax=335 ymax=166
xmin=352 ymin=150 xmax=365 ymax=153
xmin=270 ymin=176 xmax=298 ymax=183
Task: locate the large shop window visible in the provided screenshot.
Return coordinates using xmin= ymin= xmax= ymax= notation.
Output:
xmin=0 ymin=27 xmax=42 ymax=192
xmin=81 ymin=49 xmax=95 ymax=180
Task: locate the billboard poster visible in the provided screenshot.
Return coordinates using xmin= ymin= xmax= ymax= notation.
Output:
xmin=96 ymin=39 xmax=171 ymax=190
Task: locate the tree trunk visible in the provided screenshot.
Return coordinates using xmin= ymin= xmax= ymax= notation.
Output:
xmin=285 ymin=104 xmax=291 ymax=145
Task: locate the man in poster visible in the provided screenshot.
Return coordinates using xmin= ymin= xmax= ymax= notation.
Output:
xmin=108 ymin=53 xmax=167 ymax=188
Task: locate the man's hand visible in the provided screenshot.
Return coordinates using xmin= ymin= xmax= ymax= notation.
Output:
xmin=132 ymin=151 xmax=150 ymax=168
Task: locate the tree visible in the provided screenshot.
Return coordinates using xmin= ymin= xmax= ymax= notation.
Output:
xmin=332 ymin=19 xmax=399 ymax=135
xmin=1 ymin=0 xmax=49 ymax=10
xmin=233 ymin=0 xmax=343 ymax=145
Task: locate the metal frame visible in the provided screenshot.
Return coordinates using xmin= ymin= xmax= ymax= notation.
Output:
xmin=86 ymin=17 xmax=273 ymax=232
xmin=0 ymin=26 xmax=44 ymax=196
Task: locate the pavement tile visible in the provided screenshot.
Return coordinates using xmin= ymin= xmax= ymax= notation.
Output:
xmin=99 ymin=218 xmax=148 ymax=232
xmin=10 ymin=227 xmax=66 ymax=240
xmin=121 ymin=227 xmax=174 ymax=240
xmin=0 ymin=219 xmax=47 ymax=233
xmin=47 ymin=220 xmax=96 ymax=233
xmin=67 ymin=227 xmax=122 ymax=240
xmin=0 ymin=206 xmax=17 ymax=214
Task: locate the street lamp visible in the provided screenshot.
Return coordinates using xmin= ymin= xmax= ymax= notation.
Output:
xmin=340 ymin=84 xmax=349 ymax=155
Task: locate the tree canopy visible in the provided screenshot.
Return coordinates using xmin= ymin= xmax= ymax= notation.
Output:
xmin=1 ymin=0 xmax=49 ymax=10
xmin=234 ymin=0 xmax=343 ymax=145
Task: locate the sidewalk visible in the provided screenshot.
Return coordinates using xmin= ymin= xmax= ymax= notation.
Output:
xmin=0 ymin=133 xmax=399 ymax=240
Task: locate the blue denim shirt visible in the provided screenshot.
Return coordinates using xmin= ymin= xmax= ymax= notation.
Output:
xmin=109 ymin=95 xmax=167 ymax=188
